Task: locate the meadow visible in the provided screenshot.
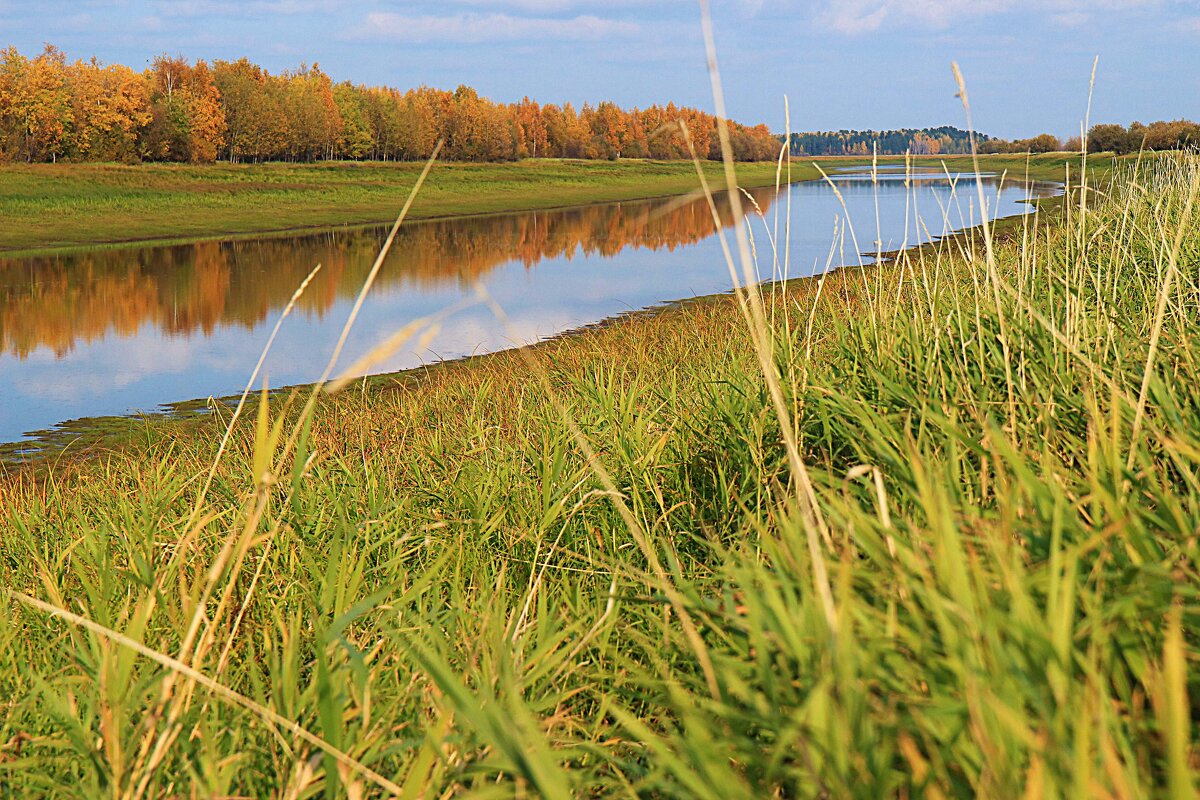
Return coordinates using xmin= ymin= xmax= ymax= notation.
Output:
xmin=0 ymin=140 xmax=1196 ymax=798
xmin=0 ymin=158 xmax=824 ymax=255
xmin=0 ymin=153 xmax=1086 ymax=256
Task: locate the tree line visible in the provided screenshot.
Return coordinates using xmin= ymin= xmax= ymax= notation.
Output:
xmin=787 ymin=127 xmax=982 ymax=156
xmin=0 ymin=45 xmax=780 ymax=165
xmin=789 ymin=121 xmax=1199 ymax=158
xmin=977 ymin=133 xmax=1064 ymax=154
xmin=1083 ymin=120 xmax=1200 ymax=155
xmin=972 ymin=120 xmax=1199 ymax=155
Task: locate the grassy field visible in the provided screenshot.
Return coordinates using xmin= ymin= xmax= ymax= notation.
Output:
xmin=0 ymin=153 xmax=1093 ymax=256
xmin=0 ymin=158 xmax=835 ymax=255
xmin=0 ymin=149 xmax=1196 ymax=797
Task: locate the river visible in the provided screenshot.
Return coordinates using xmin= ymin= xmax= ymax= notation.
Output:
xmin=0 ymin=168 xmax=1060 ymax=445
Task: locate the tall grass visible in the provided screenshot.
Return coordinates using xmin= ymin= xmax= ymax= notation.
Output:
xmin=1 ymin=122 xmax=1198 ymax=798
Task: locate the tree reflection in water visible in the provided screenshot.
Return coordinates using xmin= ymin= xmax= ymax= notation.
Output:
xmin=0 ymin=187 xmax=775 ymax=360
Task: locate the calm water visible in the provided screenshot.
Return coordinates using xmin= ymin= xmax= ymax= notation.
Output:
xmin=0 ymin=170 xmax=1060 ymax=443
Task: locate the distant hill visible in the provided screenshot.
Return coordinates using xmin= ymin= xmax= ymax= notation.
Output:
xmin=787 ymin=126 xmax=988 ymax=156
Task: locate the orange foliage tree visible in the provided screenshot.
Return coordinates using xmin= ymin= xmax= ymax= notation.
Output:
xmin=68 ymin=59 xmax=152 ymax=162
xmin=0 ymin=45 xmax=73 ymax=162
xmin=0 ymin=44 xmax=781 ymax=164
xmin=143 ymin=56 xmax=226 ymax=162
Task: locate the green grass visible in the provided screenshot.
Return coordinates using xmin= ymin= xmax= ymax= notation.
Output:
xmin=0 ymin=154 xmax=1090 ymax=256
xmin=899 ymin=151 xmax=1112 ymax=182
xmin=1 ymin=152 xmax=1197 ymax=797
xmin=0 ymin=158 xmax=838 ymax=256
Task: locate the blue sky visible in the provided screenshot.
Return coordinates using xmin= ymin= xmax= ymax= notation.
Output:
xmin=1 ymin=0 xmax=1197 ymax=138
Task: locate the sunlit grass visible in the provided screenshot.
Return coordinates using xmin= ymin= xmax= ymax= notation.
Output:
xmin=0 ymin=154 xmax=1090 ymax=257
xmin=0 ymin=123 xmax=1196 ymax=796
xmin=0 ymin=158 xmax=837 ymax=256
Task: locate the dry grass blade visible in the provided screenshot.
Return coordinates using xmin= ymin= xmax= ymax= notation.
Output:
xmin=325 ymin=297 xmax=474 ymax=395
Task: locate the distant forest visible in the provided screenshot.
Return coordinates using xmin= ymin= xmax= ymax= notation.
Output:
xmin=790 ymin=121 xmax=1200 ymax=157
xmin=1083 ymin=120 xmax=1200 ymax=154
xmin=0 ymin=44 xmax=779 ymax=165
xmin=787 ymin=127 xmax=985 ymax=156
xmin=980 ymin=120 xmax=1200 ymax=154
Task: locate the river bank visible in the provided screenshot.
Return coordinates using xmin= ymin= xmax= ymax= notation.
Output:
xmin=2 ymin=155 xmax=1196 ymax=797
xmin=0 ymin=153 xmax=1093 ymax=256
xmin=0 ymin=162 xmax=1066 ymax=464
xmin=0 ymin=158 xmax=823 ymax=255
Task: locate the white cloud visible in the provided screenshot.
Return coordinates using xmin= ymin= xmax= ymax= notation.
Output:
xmin=152 ymin=0 xmax=342 ymax=17
xmin=819 ymin=0 xmax=1164 ymax=35
xmin=136 ymin=15 xmax=165 ymax=31
xmin=346 ymin=11 xmax=639 ymax=43
xmin=822 ymin=1 xmax=889 ymax=33
xmin=444 ymin=0 xmax=578 ymax=10
xmin=1050 ymin=11 xmax=1090 ymax=26
xmin=441 ymin=0 xmax=676 ymax=10
xmin=820 ymin=0 xmax=1009 ymax=33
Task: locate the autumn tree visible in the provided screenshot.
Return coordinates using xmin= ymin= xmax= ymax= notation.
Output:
xmin=68 ymin=59 xmax=152 ymax=162
xmin=590 ymin=101 xmax=629 ymax=159
xmin=394 ymin=88 xmax=442 ymax=160
xmin=1087 ymin=123 xmax=1135 ymax=154
xmin=0 ymin=45 xmax=73 ymax=162
xmin=282 ymin=64 xmax=342 ymax=161
xmin=333 ymin=81 xmax=372 ymax=159
xmin=144 ymin=55 xmax=227 ymax=163
xmin=0 ymin=43 xmax=787 ymax=165
xmin=213 ymin=58 xmax=288 ymax=162
xmin=640 ymin=106 xmax=676 ymax=159
xmin=1143 ymin=120 xmax=1200 ymax=151
xmin=513 ymin=96 xmax=546 ymax=158
xmin=550 ymin=102 xmax=595 ymax=158
xmin=362 ymin=88 xmax=401 ymax=160
xmin=540 ymin=103 xmax=568 ymax=157
xmin=911 ymin=131 xmax=941 ymax=155
xmin=443 ymin=85 xmax=515 ymax=161
xmin=1024 ymin=133 xmax=1061 ymax=153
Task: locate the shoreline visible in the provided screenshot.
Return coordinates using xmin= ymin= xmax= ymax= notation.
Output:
xmin=0 ymin=286 xmax=760 ymax=467
xmin=0 ymin=172 xmax=1069 ymax=470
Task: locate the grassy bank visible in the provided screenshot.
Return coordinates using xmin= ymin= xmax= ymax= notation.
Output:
xmin=902 ymin=151 xmax=1104 ymax=181
xmin=0 ymin=158 xmax=832 ymax=256
xmin=0 ymin=154 xmax=1090 ymax=256
xmin=2 ymin=153 xmax=1197 ymax=797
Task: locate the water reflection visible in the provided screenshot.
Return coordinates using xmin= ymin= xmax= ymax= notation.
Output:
xmin=1 ymin=189 xmax=761 ymax=360
xmin=0 ymin=172 xmax=1060 ymax=443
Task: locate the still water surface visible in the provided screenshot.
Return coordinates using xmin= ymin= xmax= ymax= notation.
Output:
xmin=0 ymin=170 xmax=1060 ymax=443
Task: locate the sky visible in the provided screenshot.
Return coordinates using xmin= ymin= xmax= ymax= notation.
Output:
xmin=1 ymin=0 xmax=1197 ymax=139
